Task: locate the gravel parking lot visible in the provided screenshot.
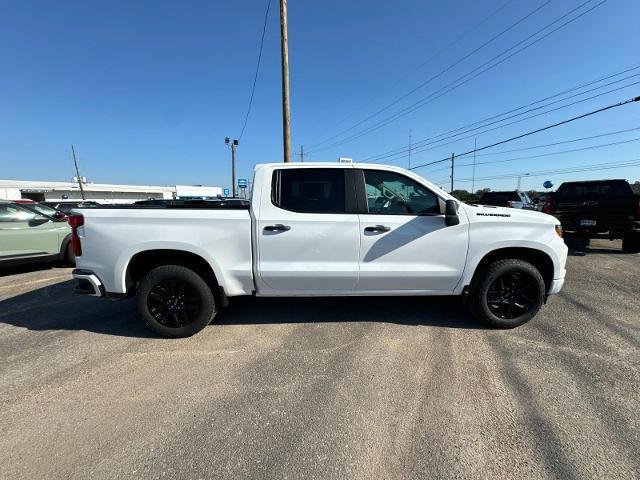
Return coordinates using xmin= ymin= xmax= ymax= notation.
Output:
xmin=1 ymin=239 xmax=638 ymax=480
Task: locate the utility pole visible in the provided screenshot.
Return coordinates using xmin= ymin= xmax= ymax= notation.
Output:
xmin=450 ymin=152 xmax=455 ymax=193
xmin=299 ymin=145 xmax=304 ymax=162
xmin=225 ymin=137 xmax=239 ymax=198
xmin=408 ymin=130 xmax=412 ymax=169
xmin=71 ymin=145 xmax=86 ymax=200
xmin=279 ymin=0 xmax=291 ymax=162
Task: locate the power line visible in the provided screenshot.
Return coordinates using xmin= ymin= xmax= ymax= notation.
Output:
xmin=456 ymin=137 xmax=640 ymax=168
xmin=315 ymin=0 xmax=518 ymax=136
xmin=307 ymin=0 xmax=608 ymax=155
xmin=375 ymin=78 xmax=640 ymax=164
xmin=456 ymin=157 xmax=640 ymax=182
xmin=238 ymin=0 xmax=272 ymax=140
xmin=460 ymin=126 xmax=640 ymax=159
xmin=364 ymin=65 xmax=640 ymax=162
xmin=306 ymin=0 xmax=547 ymax=151
xmin=417 ymin=126 xmax=640 ymax=174
xmin=408 ymin=94 xmax=640 ymax=171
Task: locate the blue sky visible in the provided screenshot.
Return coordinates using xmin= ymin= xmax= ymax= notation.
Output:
xmin=1 ymin=0 xmax=638 ymax=192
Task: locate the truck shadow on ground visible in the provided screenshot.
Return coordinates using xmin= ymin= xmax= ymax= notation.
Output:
xmin=0 ymin=280 xmax=485 ymax=338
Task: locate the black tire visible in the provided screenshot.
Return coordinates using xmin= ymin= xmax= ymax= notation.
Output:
xmin=470 ymin=259 xmax=545 ymax=328
xmin=137 ymin=265 xmax=216 ymax=338
xmin=622 ymin=233 xmax=640 ymax=254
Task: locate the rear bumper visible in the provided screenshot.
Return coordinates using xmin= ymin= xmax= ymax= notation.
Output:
xmin=559 ymin=219 xmax=640 ymax=236
xmin=72 ymin=269 xmax=105 ymax=297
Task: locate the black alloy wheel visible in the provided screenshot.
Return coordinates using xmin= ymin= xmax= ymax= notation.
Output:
xmin=147 ymin=279 xmax=200 ymax=328
xmin=486 ymin=271 xmax=538 ymax=319
xmin=137 ymin=265 xmax=217 ymax=338
xmin=470 ymin=258 xmax=545 ymax=328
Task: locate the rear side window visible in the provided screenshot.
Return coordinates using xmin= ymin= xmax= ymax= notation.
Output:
xmin=272 ymin=168 xmax=346 ymax=213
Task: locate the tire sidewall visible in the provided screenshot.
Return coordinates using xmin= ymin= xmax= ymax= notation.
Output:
xmin=474 ymin=260 xmax=545 ymax=328
xmin=137 ymin=265 xmax=216 ymax=338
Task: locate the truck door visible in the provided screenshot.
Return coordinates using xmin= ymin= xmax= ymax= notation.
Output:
xmin=255 ymin=167 xmax=360 ymax=293
xmin=355 ymin=168 xmax=468 ymax=292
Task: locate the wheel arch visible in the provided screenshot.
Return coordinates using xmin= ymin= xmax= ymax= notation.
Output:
xmin=465 ymin=247 xmax=555 ymax=293
xmin=124 ymin=249 xmax=225 ymax=304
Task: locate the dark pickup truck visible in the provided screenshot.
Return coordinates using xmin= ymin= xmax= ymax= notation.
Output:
xmin=543 ymin=179 xmax=640 ymax=253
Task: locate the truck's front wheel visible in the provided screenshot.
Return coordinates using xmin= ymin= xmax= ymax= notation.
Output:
xmin=137 ymin=265 xmax=217 ymax=338
xmin=470 ymin=259 xmax=545 ymax=328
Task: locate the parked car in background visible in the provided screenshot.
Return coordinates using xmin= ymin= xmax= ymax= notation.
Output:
xmin=477 ymin=190 xmax=534 ymax=209
xmin=41 ymin=201 xmax=100 ymax=214
xmin=14 ymin=199 xmax=68 ymax=220
xmin=0 ymin=200 xmax=74 ymax=267
xmin=543 ymin=179 xmax=640 ymax=253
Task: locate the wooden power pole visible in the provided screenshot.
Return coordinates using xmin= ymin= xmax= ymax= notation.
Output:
xmin=299 ymin=145 xmax=304 ymax=162
xmin=71 ymin=145 xmax=86 ymax=200
xmin=279 ymin=0 xmax=291 ymax=163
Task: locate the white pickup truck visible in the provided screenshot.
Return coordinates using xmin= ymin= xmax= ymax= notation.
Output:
xmin=71 ymin=162 xmax=567 ymax=337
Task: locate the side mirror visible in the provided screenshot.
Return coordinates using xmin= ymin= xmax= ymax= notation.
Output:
xmin=445 ymin=200 xmax=459 ymax=226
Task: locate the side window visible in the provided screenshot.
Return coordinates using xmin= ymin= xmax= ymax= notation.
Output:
xmin=273 ymin=168 xmax=346 ymax=214
xmin=0 ymin=205 xmax=35 ymax=223
xmin=363 ymin=170 xmax=441 ymax=215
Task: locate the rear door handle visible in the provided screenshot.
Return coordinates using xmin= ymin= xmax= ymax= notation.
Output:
xmin=264 ymin=224 xmax=291 ymax=232
xmin=364 ymin=225 xmax=391 ymax=233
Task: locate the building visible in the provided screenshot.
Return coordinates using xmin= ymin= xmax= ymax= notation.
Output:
xmin=0 ymin=179 xmax=222 ymax=204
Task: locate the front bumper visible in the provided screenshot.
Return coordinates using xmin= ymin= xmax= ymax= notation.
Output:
xmin=72 ymin=269 xmax=105 ymax=297
xmin=548 ymin=278 xmax=565 ymax=295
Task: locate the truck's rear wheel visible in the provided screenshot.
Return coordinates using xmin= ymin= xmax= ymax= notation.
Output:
xmin=470 ymin=259 xmax=545 ymax=328
xmin=137 ymin=265 xmax=216 ymax=338
xmin=622 ymin=233 xmax=640 ymax=253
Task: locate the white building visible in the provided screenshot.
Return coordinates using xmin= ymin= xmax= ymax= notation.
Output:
xmin=0 ymin=179 xmax=222 ymax=204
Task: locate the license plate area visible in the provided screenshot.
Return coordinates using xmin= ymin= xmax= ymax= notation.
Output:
xmin=580 ymin=220 xmax=597 ymax=226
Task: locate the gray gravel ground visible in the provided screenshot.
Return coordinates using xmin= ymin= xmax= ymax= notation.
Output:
xmin=0 ymin=239 xmax=638 ymax=480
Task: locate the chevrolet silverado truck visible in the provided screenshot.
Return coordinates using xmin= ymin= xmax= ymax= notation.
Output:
xmin=543 ymin=179 xmax=640 ymax=253
xmin=71 ymin=162 xmax=567 ymax=337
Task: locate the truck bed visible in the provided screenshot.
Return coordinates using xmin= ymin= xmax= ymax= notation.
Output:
xmin=75 ymin=206 xmax=254 ymax=297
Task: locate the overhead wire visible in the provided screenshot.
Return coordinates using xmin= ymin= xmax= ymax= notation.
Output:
xmin=307 ymin=0 xmax=609 ymax=155
xmin=238 ymin=0 xmax=272 ymax=140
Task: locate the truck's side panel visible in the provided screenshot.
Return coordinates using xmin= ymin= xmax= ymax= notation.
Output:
xmin=76 ymin=208 xmax=253 ymax=295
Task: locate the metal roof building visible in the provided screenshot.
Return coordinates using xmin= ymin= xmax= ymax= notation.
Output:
xmin=0 ymin=179 xmax=222 ymax=203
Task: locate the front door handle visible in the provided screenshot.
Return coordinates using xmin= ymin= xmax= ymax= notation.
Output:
xmin=364 ymin=225 xmax=391 ymax=233
xmin=264 ymin=224 xmax=291 ymax=232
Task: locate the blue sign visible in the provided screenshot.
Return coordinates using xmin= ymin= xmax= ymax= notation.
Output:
xmin=238 ymin=178 xmax=248 ymax=188
xmin=223 ymin=188 xmax=230 ymax=196
xmin=543 ymin=180 xmax=553 ymax=189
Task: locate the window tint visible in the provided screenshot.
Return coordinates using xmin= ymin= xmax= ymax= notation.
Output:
xmin=363 ymin=170 xmax=440 ymax=215
xmin=0 ymin=204 xmax=35 ymax=222
xmin=274 ymin=168 xmax=346 ymax=213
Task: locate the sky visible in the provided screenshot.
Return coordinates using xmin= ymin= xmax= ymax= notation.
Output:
xmin=1 ymin=0 xmax=639 ymax=192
